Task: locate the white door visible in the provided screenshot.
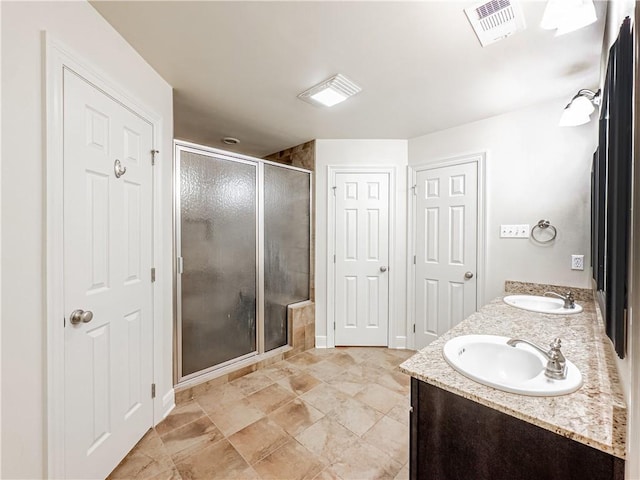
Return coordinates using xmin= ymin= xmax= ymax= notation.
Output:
xmin=414 ymin=162 xmax=477 ymax=349
xmin=334 ymin=172 xmax=390 ymax=346
xmin=63 ymin=69 xmax=154 ymax=479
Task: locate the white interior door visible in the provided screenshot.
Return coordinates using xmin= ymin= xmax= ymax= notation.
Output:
xmin=334 ymin=172 xmax=390 ymax=346
xmin=414 ymin=162 xmax=477 ymax=349
xmin=63 ymin=69 xmax=154 ymax=479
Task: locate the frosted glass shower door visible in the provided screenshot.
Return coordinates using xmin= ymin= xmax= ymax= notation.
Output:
xmin=178 ymin=151 xmax=257 ymax=378
xmin=264 ymin=165 xmax=311 ymax=351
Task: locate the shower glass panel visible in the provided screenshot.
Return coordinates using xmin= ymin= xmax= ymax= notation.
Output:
xmin=179 ymin=151 xmax=257 ymax=377
xmin=264 ymin=165 xmax=311 ymax=351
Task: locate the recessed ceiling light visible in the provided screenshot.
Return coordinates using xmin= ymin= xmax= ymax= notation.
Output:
xmin=298 ymin=74 xmax=361 ymax=107
xmin=541 ymin=0 xmax=597 ymax=36
xmin=222 ymin=137 xmax=240 ymax=145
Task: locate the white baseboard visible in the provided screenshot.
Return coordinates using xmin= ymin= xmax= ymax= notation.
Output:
xmin=315 ymin=335 xmax=328 ymax=348
xmin=393 ymin=336 xmax=408 ymax=349
xmin=159 ymin=388 xmax=175 ymax=424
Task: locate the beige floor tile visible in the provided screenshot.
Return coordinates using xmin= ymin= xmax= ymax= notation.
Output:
xmin=286 ymin=350 xmax=325 ymax=367
xmin=174 ymin=439 xmax=252 ymax=480
xmin=296 ymin=417 xmax=358 ymax=463
xmin=253 ymin=440 xmax=325 ymax=480
xmin=326 ymin=372 xmax=369 ymax=397
xmin=228 ymin=416 xmax=291 ymax=465
xmin=362 ymin=416 xmax=409 ymax=465
xmin=386 ymin=403 xmax=411 ymax=427
xmin=394 ymin=464 xmax=410 ymax=480
xmin=312 ymin=467 xmax=344 ymax=480
xmin=387 ymin=349 xmax=416 ymax=361
xmin=145 ymin=466 xmax=183 ymax=480
xmin=108 ymin=429 xmax=174 ymax=480
xmin=160 ymin=416 xmax=225 ymax=464
xmin=204 ymin=397 xmax=265 ymax=436
xmin=193 ymin=382 xmax=245 ymax=413
xmin=230 ymin=370 xmax=275 ymax=396
xmin=247 ymin=383 xmax=297 ymax=414
xmin=326 ymin=351 xmax=358 ymax=368
xmin=155 ymin=401 xmax=205 ymax=436
xmin=354 ymin=384 xmax=406 ymax=414
xmin=262 ymin=361 xmax=303 ymax=381
xmin=303 ymin=360 xmax=345 ymax=382
xmin=270 ymin=398 xmax=325 ymax=436
xmin=373 ymin=369 xmax=411 ymax=395
xmin=330 ymin=439 xmax=404 ymax=480
xmin=278 ymin=371 xmax=322 ymax=395
xmin=326 ymin=396 xmax=384 ymax=437
xmin=300 ymin=383 xmax=351 ymax=414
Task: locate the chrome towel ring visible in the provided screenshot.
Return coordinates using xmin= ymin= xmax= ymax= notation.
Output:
xmin=531 ymin=219 xmax=557 ymax=243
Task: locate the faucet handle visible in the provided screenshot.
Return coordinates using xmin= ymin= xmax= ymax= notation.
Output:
xmin=550 ymin=338 xmax=562 ymax=350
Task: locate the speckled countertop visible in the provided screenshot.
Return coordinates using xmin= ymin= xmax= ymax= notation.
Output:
xmin=400 ymin=281 xmax=627 ymax=459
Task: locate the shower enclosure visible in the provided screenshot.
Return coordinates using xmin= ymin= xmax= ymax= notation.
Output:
xmin=174 ymin=141 xmax=311 ymax=382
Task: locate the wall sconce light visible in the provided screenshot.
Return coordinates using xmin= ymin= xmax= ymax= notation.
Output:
xmin=298 ymin=74 xmax=362 ymax=107
xmin=559 ymin=89 xmax=601 ymax=127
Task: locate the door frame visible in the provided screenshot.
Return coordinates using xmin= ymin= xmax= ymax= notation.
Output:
xmin=407 ymin=153 xmax=486 ymax=350
xmin=327 ymin=166 xmax=396 ymax=348
xmin=45 ymin=34 xmax=164 ymax=479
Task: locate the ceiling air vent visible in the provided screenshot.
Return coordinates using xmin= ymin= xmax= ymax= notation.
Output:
xmin=464 ymin=0 xmax=526 ymax=47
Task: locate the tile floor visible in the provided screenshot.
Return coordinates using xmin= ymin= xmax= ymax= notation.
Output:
xmin=108 ymin=347 xmax=415 ymax=480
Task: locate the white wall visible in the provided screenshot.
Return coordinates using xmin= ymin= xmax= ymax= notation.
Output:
xmin=1 ymin=2 xmax=173 ymax=478
xmin=315 ymin=140 xmax=408 ymax=348
xmin=409 ymin=99 xmax=597 ymax=305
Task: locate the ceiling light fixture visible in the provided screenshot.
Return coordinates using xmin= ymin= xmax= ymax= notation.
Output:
xmin=541 ymin=0 xmax=597 ymax=36
xmin=298 ymin=74 xmax=361 ymax=107
xmin=559 ymin=89 xmax=601 ymax=127
xmin=222 ymin=137 xmax=240 ymax=145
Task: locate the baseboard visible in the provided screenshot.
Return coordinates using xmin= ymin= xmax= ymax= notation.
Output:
xmin=315 ymin=335 xmax=328 ymax=348
xmin=159 ymin=388 xmax=175 ymax=424
xmin=393 ymin=336 xmax=408 ymax=349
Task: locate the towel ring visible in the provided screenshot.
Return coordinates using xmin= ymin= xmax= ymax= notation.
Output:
xmin=531 ymin=219 xmax=557 ymax=243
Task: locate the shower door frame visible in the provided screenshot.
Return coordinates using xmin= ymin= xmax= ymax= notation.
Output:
xmin=173 ymin=140 xmax=312 ymax=385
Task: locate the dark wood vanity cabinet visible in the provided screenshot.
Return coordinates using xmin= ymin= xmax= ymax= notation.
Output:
xmin=410 ymin=378 xmax=624 ymax=480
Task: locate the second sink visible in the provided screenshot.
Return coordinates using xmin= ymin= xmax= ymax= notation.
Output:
xmin=504 ymin=294 xmax=583 ymax=314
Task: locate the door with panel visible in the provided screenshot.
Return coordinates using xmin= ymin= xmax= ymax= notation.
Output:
xmin=63 ymin=69 xmax=154 ymax=479
xmin=334 ymin=172 xmax=390 ymax=346
xmin=414 ymin=162 xmax=477 ymax=349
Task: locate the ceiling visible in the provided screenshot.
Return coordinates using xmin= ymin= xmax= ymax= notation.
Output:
xmin=91 ymin=1 xmax=607 ymax=157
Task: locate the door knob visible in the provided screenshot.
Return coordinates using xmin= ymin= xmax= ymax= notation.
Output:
xmin=464 ymin=271 xmax=474 ymax=279
xmin=69 ymin=309 xmax=94 ymax=325
xmin=380 ymin=266 xmax=388 ymax=272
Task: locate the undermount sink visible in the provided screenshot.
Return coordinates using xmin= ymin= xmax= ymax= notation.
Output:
xmin=503 ymin=295 xmax=583 ymax=315
xmin=442 ymin=334 xmax=583 ymax=396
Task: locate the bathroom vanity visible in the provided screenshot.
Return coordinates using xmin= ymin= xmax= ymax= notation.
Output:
xmin=400 ymin=282 xmax=626 ymax=480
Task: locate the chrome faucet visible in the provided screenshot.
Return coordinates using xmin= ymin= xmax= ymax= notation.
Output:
xmin=506 ymin=337 xmax=567 ymax=380
xmin=544 ymin=290 xmax=575 ymax=309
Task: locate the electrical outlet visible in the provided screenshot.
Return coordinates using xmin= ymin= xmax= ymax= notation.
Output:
xmin=500 ymin=224 xmax=530 ymax=238
xmin=571 ymin=254 xmax=584 ymax=271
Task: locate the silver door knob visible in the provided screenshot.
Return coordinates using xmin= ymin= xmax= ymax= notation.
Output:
xmin=69 ymin=309 xmax=94 ymax=325
xmin=464 ymin=271 xmax=474 ymax=279
xmin=380 ymin=266 xmax=388 ymax=272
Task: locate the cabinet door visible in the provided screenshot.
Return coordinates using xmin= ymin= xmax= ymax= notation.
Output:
xmin=410 ymin=379 xmax=624 ymax=480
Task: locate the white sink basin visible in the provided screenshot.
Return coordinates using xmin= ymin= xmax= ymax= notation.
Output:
xmin=443 ymin=334 xmax=583 ymax=396
xmin=503 ymin=295 xmax=583 ymax=315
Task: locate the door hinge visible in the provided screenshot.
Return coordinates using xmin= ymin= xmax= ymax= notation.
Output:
xmin=412 ymin=184 xmax=417 ymax=196
xmin=151 ymin=383 xmax=156 ymax=399
xmin=332 ymin=186 xmax=336 ymax=196
xmin=413 ymin=324 xmax=416 ymax=333
xmin=333 ymin=254 xmax=336 ymax=263
xmin=333 ymin=322 xmax=336 ymax=330
xmin=63 ymin=316 xmax=66 ymax=328
xmin=413 ymin=255 xmax=416 ymax=265
xmin=151 ymin=149 xmax=159 ymax=166
xmin=151 ymin=267 xmax=156 ymax=283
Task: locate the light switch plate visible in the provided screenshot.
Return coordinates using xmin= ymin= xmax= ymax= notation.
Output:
xmin=500 ymin=224 xmax=530 ymax=238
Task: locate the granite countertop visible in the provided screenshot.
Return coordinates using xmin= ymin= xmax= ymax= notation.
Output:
xmin=399 ymin=281 xmax=627 ymax=459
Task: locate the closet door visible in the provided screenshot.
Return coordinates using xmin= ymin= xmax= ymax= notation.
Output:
xmin=178 ymin=151 xmax=258 ymax=378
